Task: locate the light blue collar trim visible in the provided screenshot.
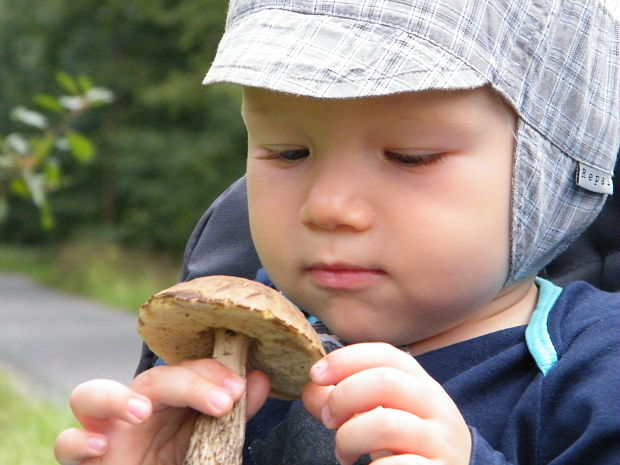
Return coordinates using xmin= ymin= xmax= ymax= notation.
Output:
xmin=525 ymin=277 xmax=563 ymax=375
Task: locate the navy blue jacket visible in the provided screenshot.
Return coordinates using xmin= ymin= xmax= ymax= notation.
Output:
xmin=244 ymin=280 xmax=620 ymax=465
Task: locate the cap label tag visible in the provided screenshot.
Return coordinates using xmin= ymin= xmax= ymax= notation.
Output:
xmin=576 ymin=162 xmax=613 ymax=194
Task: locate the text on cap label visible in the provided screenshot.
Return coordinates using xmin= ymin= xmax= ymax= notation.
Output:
xmin=576 ymin=162 xmax=613 ymax=194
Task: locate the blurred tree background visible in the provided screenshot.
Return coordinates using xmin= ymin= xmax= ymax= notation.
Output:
xmin=0 ymin=0 xmax=246 ymax=256
xmin=0 ymin=4 xmax=249 ymax=460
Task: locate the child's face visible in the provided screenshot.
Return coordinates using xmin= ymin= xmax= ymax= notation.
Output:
xmin=243 ymin=86 xmax=528 ymax=348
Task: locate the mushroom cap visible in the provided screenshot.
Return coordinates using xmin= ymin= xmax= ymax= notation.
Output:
xmin=138 ymin=275 xmax=325 ymax=399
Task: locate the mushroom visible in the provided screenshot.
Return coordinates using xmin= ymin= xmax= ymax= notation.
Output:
xmin=138 ymin=275 xmax=325 ymax=465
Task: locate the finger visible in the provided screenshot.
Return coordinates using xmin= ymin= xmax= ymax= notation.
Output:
xmin=246 ymin=370 xmax=271 ymax=419
xmin=70 ymin=379 xmax=152 ymax=428
xmin=334 ymin=407 xmax=435 ymax=465
xmin=54 ymin=428 xmax=108 ymax=465
xmin=131 ymin=360 xmax=245 ymax=417
xmin=177 ymin=358 xmax=248 ymax=399
xmin=370 ymin=450 xmax=394 ymax=462
xmin=370 ymin=454 xmax=432 ymax=465
xmin=310 ymin=343 xmax=427 ymax=386
xmin=323 ymin=367 xmax=436 ymax=428
xmin=301 ymin=380 xmax=334 ymax=420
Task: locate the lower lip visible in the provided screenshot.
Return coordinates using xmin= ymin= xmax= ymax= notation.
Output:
xmin=307 ymin=268 xmax=386 ymax=290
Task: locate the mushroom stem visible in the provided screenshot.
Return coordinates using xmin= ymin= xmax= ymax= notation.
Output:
xmin=183 ymin=328 xmax=251 ymax=465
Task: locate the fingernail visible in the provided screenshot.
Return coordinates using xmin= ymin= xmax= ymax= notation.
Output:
xmin=208 ymin=387 xmax=232 ymax=413
xmin=223 ymin=375 xmax=245 ymax=398
xmin=86 ymin=436 xmax=107 ymax=453
xmin=127 ymin=397 xmax=150 ymax=423
xmin=310 ymin=360 xmax=328 ymax=381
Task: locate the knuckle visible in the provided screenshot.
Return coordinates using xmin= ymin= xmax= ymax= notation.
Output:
xmin=371 ymin=409 xmax=406 ymax=440
xmin=132 ymin=364 xmax=166 ymax=393
xmin=372 ymin=367 xmax=405 ymax=396
xmin=184 ymin=370 xmax=209 ymax=398
xmin=180 ymin=357 xmax=223 ymax=373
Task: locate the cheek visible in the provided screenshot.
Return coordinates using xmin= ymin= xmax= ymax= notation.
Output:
xmin=393 ymin=158 xmax=512 ymax=288
xmin=386 ymin=194 xmax=510 ymax=331
xmin=247 ymin=169 xmax=273 ymax=258
xmin=247 ymin=163 xmax=297 ymax=269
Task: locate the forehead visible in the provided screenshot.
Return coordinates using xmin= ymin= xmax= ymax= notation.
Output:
xmin=241 ymin=86 xmax=516 ymax=134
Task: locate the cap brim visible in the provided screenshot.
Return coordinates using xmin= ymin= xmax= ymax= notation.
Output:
xmin=203 ymin=8 xmax=487 ymax=98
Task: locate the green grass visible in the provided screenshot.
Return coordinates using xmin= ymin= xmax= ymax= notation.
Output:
xmin=0 ymin=240 xmax=181 ymax=311
xmin=0 ymin=373 xmax=78 ymax=465
xmin=0 ymin=240 xmax=181 ymax=463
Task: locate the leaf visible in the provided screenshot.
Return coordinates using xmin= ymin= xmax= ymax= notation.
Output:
xmin=59 ymin=95 xmax=84 ymax=111
xmin=10 ymin=178 xmax=30 ymax=198
xmin=43 ymin=158 xmax=62 ymax=190
xmin=78 ymin=75 xmax=94 ymax=92
xmin=66 ymin=131 xmax=95 ymax=162
xmin=22 ymin=171 xmax=47 ymax=207
xmin=86 ymin=87 xmax=114 ymax=105
xmin=11 ymin=106 xmax=48 ymax=129
xmin=6 ymin=133 xmax=30 ymax=155
xmin=18 ymin=172 xmax=55 ymax=229
xmin=35 ymin=94 xmax=65 ymax=114
xmin=56 ymin=71 xmax=79 ymax=95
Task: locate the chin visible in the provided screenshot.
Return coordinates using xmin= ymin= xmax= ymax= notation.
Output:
xmin=328 ymin=324 xmax=405 ymax=345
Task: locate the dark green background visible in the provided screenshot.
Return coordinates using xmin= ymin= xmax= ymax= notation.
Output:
xmin=1 ymin=0 xmax=246 ymax=252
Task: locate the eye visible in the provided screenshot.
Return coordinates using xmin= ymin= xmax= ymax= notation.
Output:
xmin=385 ymin=151 xmax=446 ymax=167
xmin=268 ymin=148 xmax=310 ymax=161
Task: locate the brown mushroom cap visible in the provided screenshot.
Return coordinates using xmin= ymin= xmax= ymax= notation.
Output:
xmin=138 ymin=275 xmax=325 ymax=399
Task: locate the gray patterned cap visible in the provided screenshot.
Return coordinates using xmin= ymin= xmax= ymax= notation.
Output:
xmin=204 ymin=0 xmax=620 ymax=286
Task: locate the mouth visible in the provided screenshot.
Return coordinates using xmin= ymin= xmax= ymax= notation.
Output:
xmin=305 ymin=262 xmax=387 ymax=290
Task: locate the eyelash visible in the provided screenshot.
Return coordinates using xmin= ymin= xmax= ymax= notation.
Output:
xmin=264 ymin=149 xmax=310 ymax=161
xmin=384 ymin=151 xmax=446 ymax=167
xmin=263 ymin=149 xmax=446 ymax=167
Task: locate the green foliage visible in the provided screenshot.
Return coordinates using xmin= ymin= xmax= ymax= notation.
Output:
xmin=0 ymin=240 xmax=180 ymax=311
xmin=0 ymin=0 xmax=247 ymax=254
xmin=1 ymin=73 xmax=113 ymax=229
xmin=0 ymin=373 xmax=77 ymax=465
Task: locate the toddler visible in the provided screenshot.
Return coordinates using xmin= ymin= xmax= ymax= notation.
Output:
xmin=55 ymin=1 xmax=619 ymax=464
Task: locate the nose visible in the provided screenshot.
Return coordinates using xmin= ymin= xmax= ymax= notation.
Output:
xmin=299 ymin=161 xmax=373 ymax=232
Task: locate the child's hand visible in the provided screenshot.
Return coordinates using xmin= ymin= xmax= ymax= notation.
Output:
xmin=54 ymin=359 xmax=270 ymax=465
xmin=302 ymin=343 xmax=471 ymax=465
